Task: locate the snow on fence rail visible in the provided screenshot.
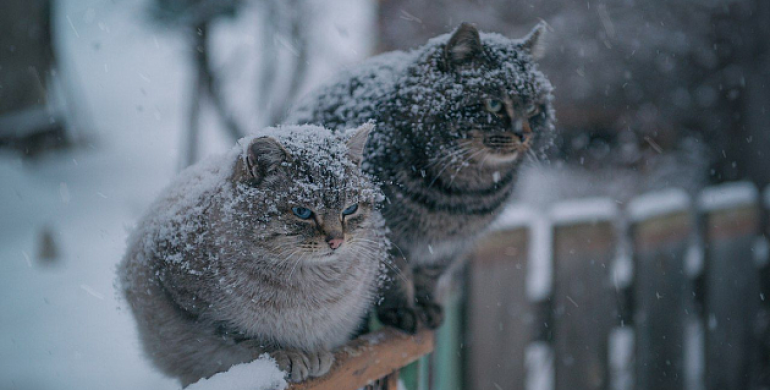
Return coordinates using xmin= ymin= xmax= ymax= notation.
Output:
xmin=467 ymin=181 xmax=770 ymax=390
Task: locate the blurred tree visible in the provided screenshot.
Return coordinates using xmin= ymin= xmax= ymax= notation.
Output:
xmin=36 ymin=226 xmax=59 ymax=265
xmin=149 ymin=0 xmax=310 ymax=168
xmin=0 ymin=0 xmax=71 ymax=156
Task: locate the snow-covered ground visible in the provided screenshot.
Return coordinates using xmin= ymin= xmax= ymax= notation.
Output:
xmin=0 ymin=1 xmax=373 ymax=389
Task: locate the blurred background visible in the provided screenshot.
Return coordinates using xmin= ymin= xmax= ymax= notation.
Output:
xmin=0 ymin=0 xmax=768 ymax=389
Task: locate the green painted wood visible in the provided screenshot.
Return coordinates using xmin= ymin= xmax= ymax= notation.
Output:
xmin=401 ymin=359 xmax=420 ymax=390
xmin=433 ymin=289 xmax=463 ymax=390
xmin=418 ymin=355 xmax=430 ymax=390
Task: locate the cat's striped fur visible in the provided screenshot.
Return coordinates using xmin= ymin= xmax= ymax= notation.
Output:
xmin=290 ymin=23 xmax=554 ymax=332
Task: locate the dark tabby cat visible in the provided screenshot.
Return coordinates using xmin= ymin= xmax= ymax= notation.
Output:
xmin=289 ymin=23 xmax=554 ymax=332
xmin=119 ymin=124 xmax=388 ymax=385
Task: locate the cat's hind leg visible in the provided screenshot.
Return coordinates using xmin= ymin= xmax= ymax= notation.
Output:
xmin=412 ymin=264 xmax=447 ymax=329
xmin=376 ymin=251 xmax=420 ymax=333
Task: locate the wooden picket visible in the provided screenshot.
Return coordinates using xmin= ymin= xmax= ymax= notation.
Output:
xmin=550 ymin=199 xmax=618 ymax=390
xmin=698 ymin=183 xmax=763 ymax=390
xmin=629 ymin=189 xmax=693 ymax=390
xmin=462 ymin=182 xmax=768 ymax=390
xmin=467 ymin=221 xmax=533 ymax=390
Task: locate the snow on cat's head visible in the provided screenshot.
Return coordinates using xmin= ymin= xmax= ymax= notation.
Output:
xmin=228 ymin=123 xmax=385 ymax=262
xmin=398 ymin=22 xmax=555 ymax=166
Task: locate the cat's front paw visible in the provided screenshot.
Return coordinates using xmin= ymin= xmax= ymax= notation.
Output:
xmin=377 ymin=306 xmax=419 ymax=334
xmin=271 ymin=350 xmax=334 ymax=382
xmin=272 ymin=350 xmax=311 ymax=383
xmin=306 ymin=350 xmax=334 ymax=378
xmin=416 ymin=302 xmax=444 ymax=330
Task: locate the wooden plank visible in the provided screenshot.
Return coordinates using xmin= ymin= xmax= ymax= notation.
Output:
xmin=698 ymin=183 xmax=762 ymax=390
xmin=551 ymin=199 xmax=618 ymax=390
xmin=466 ymin=227 xmax=532 ymax=390
xmin=631 ymin=208 xmax=693 ymax=390
xmin=289 ymin=328 xmax=434 ymax=390
xmin=385 ymin=371 xmax=399 ymax=390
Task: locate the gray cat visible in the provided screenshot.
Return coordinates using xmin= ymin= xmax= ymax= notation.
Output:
xmin=118 ymin=124 xmax=388 ymax=385
xmin=290 ymin=23 xmax=554 ymax=332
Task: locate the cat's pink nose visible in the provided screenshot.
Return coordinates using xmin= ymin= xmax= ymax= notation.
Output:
xmin=328 ymin=238 xmax=344 ymax=250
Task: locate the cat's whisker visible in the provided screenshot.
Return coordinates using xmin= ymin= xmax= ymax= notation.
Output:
xmin=427 ymin=146 xmax=476 ymax=188
xmin=525 ymin=148 xmax=545 ymax=169
xmin=348 ymin=237 xmax=384 ymax=246
xmin=379 ymin=258 xmax=411 ymax=284
xmin=424 ymin=145 xmax=466 ymax=169
xmin=479 ymin=150 xmax=492 ymax=169
xmin=424 ymin=152 xmax=460 ymax=177
xmin=357 ymin=237 xmax=409 ymax=266
xmin=348 ymin=246 xmax=410 ymax=284
xmin=344 ymin=238 xmax=409 ymax=282
xmin=279 ymin=248 xmax=302 ymax=272
xmin=288 ymin=252 xmax=306 ymax=279
xmin=447 ymin=147 xmax=487 ymax=187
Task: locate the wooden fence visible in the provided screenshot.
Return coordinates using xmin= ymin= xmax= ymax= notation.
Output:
xmin=466 ymin=182 xmax=770 ymax=390
xmin=291 ymin=182 xmax=769 ymax=390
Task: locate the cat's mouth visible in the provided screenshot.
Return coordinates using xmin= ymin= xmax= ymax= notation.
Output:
xmin=481 ymin=133 xmax=531 ymax=159
xmin=482 ymin=134 xmax=517 ymax=151
xmin=297 ymin=243 xmax=341 ymax=262
xmin=456 ymin=130 xmax=530 ymax=166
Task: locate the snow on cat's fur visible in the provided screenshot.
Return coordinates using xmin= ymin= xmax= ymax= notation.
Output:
xmin=290 ymin=23 xmax=554 ymax=332
xmin=118 ymin=124 xmax=389 ymax=385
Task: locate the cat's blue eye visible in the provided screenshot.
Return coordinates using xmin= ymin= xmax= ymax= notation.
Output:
xmin=292 ymin=207 xmax=313 ymax=219
xmin=484 ymin=99 xmax=503 ymax=113
xmin=342 ymin=204 xmax=359 ymax=216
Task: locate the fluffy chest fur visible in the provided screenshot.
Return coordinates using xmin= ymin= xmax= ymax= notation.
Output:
xmin=202 ymin=248 xmax=379 ymax=350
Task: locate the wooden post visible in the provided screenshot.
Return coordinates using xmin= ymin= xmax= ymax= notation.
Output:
xmin=550 ymin=198 xmax=618 ymax=390
xmin=384 ymin=370 xmax=399 ymax=390
xmin=629 ymin=189 xmax=693 ymax=390
xmin=288 ymin=328 xmax=434 ymax=390
xmin=466 ymin=206 xmax=536 ymax=390
xmin=698 ymin=182 xmax=762 ymax=390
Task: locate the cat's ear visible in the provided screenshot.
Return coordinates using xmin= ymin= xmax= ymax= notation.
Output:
xmin=444 ymin=23 xmax=482 ymax=68
xmin=520 ymin=21 xmax=548 ymax=60
xmin=345 ymin=123 xmax=374 ymax=166
xmin=240 ymin=137 xmax=291 ymax=183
